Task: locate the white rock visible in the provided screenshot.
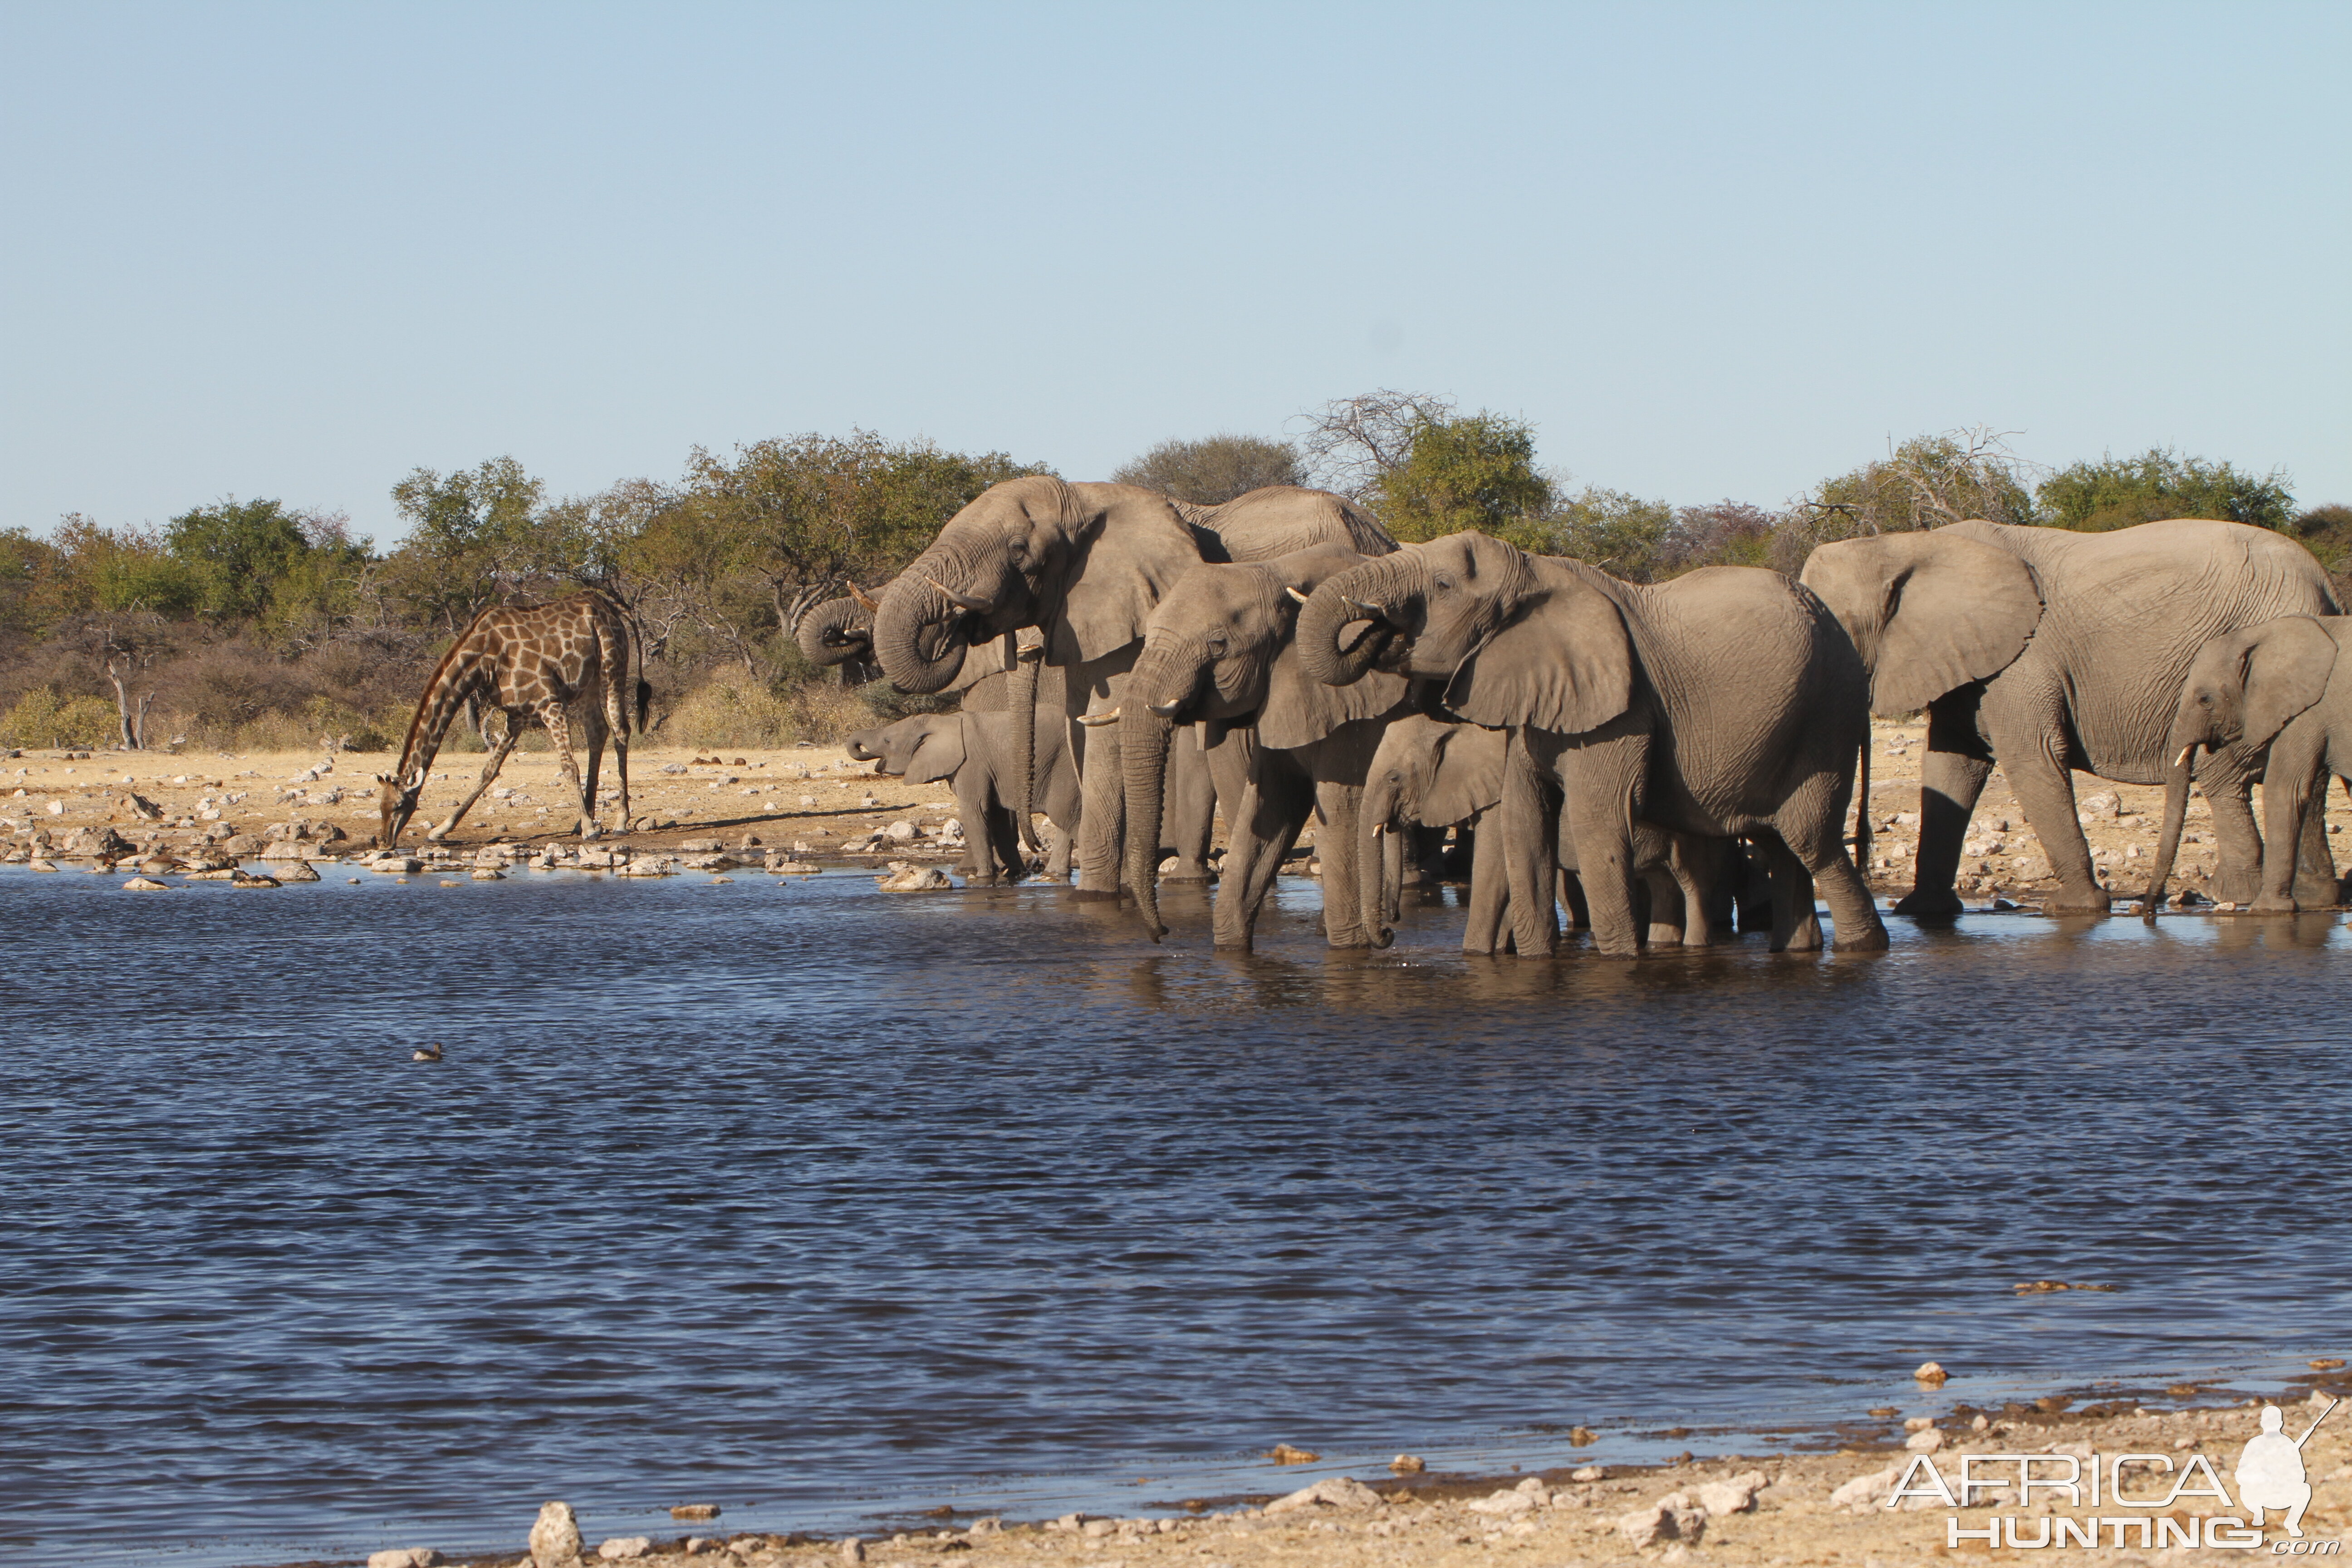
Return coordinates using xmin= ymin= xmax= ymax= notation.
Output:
xmin=1467 ymin=1486 xmax=1543 ymax=1515
xmin=1264 ymin=1475 xmax=1383 ymax=1514
xmin=1695 ymin=1470 xmax=1767 ymax=1514
xmin=45 ymin=799 xmax=63 ymax=815
xmin=886 ymin=820 xmax=918 ymax=842
xmin=1617 ymin=1502 xmax=1705 ymax=1548
xmin=876 ymin=865 xmax=952 ymax=890
xmin=1829 ymin=1465 xmax=1900 ymax=1509
xmin=529 ymin=1500 xmax=583 ymax=1567
xmin=1570 ymin=1465 xmax=1607 ymax=1482
xmin=597 ymin=1540 xmax=653 ymax=1561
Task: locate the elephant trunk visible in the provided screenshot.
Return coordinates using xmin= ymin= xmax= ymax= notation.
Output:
xmin=1296 ymin=553 xmax=1416 ymax=687
xmin=795 ymin=596 xmax=874 ymax=670
xmin=1008 ymin=654 xmax=1040 ymax=854
xmin=2139 ymin=743 xmax=2199 ymax=922
xmin=1120 ymin=703 xmax=1176 ymax=940
xmin=873 ymin=563 xmax=975 ymax=694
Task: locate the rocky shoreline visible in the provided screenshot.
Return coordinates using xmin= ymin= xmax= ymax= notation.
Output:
xmin=273 ymin=1366 xmax=2352 ymax=1568
xmin=8 ymin=722 xmax=2349 ymax=903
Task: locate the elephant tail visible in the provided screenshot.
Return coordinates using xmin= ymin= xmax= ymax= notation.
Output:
xmin=1852 ymin=730 xmax=1872 ymax=870
xmin=2139 ymin=744 xmax=2197 ymax=923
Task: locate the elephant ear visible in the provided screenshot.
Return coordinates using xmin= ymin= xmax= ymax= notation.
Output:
xmin=1810 ymin=531 xmax=2043 ymax=715
xmin=1441 ymin=568 xmax=1635 ymax=735
xmin=901 ymin=718 xmax=967 ymax=785
xmin=2239 ymin=616 xmax=2338 ymax=750
xmin=1049 ymin=487 xmax=1206 ymax=666
xmin=1422 ymin=724 xmax=1507 ymax=824
xmin=1257 ymin=645 xmax=1409 ymax=750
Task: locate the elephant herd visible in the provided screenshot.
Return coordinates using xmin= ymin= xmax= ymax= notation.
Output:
xmin=798 ymin=476 xmax=2350 ymax=957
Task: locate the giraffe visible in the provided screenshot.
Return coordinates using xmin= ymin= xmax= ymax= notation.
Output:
xmin=377 ymin=592 xmax=647 ymax=848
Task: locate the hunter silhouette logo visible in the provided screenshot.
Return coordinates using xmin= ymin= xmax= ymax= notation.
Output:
xmin=1888 ymin=1396 xmax=2341 ymax=1552
xmin=2239 ymin=1399 xmax=2336 ymax=1539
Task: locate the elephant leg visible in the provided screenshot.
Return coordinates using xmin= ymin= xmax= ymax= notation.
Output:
xmin=1500 ymin=736 xmax=1559 ymax=958
xmin=1779 ymin=810 xmax=1891 ymax=952
xmin=985 ymin=802 xmax=1027 ymax=885
xmin=1313 ymin=778 xmax=1371 ymax=948
xmin=2292 ymin=770 xmax=2340 ymax=907
xmin=1749 ymin=833 xmax=1819 ymax=952
xmin=1670 ymin=835 xmax=1725 ymax=949
xmin=1462 ymin=809 xmax=1510 ymax=955
xmin=1161 ymin=732 xmax=1216 ymax=882
xmin=2200 ymin=766 xmax=2264 ymax=904
xmin=953 ymin=772 xmax=996 ymax=883
xmin=1213 ymin=762 xmax=1311 ymax=951
xmin=1999 ymin=755 xmax=2108 ymax=915
xmin=1896 ymin=693 xmax=1994 ymax=916
xmin=1072 ymin=721 xmax=1122 ymax=899
xmin=1642 ymin=865 xmax=1683 ymax=948
xmin=428 ymin=717 xmax=523 ymax=840
xmin=2254 ymin=731 xmax=2328 ymax=912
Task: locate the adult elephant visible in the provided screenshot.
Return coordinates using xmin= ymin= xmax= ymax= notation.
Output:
xmin=1107 ymin=542 xmax=1410 ymax=948
xmin=1298 ymin=532 xmax=1886 ymax=958
xmin=1798 ymin=518 xmax=2342 ymax=915
xmin=871 ymin=478 xmax=1392 ymax=896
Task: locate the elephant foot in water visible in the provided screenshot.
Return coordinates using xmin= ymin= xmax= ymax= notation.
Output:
xmin=1069 ymin=887 xmax=1122 ymax=902
xmin=2042 ymin=887 xmax=2114 ymax=915
xmin=1892 ymin=887 xmax=1965 ymax=917
xmin=2251 ymin=893 xmax=2300 ymax=914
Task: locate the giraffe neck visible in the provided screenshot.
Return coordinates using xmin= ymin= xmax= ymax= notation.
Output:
xmin=396 ymin=651 xmax=489 ymax=783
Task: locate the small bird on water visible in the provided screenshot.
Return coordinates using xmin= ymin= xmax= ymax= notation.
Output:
xmin=412 ymin=1043 xmax=443 ymax=1062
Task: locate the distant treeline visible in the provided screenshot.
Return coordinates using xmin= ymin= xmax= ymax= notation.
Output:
xmin=3 ymin=391 xmax=2343 ymax=755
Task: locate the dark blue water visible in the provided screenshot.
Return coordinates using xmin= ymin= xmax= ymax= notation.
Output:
xmin=2 ymin=864 xmax=2347 ymax=1567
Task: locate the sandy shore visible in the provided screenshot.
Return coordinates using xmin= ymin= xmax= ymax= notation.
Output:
xmin=8 ymin=720 xmax=2349 ymax=899
xmin=334 ymin=1370 xmax=2352 ymax=1568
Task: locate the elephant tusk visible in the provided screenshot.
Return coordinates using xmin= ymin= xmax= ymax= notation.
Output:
xmin=1340 ymin=595 xmax=1385 ymax=619
xmin=1015 ymin=640 xmax=1045 ymax=663
xmin=922 ymin=575 xmax=993 ymax=615
xmin=1284 ymin=585 xmax=1311 ymax=604
xmin=1371 ymin=821 xmax=1387 ymax=837
xmin=1148 ymin=700 xmax=1184 ymax=718
xmin=2176 ymin=744 xmax=2198 ymax=769
xmin=1076 ymin=708 xmax=1121 ymax=727
xmin=847 ymin=581 xmax=881 ymax=613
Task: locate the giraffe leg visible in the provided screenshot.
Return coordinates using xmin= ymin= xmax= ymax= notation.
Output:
xmin=540 ymin=701 xmax=593 ymax=838
xmin=603 ymin=661 xmax=632 ymax=832
xmin=582 ymin=701 xmax=608 ymax=826
xmin=429 ymin=717 xmax=523 ymax=841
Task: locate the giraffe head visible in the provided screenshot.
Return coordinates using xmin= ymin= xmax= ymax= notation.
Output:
xmin=377 ymin=767 xmax=427 ymax=847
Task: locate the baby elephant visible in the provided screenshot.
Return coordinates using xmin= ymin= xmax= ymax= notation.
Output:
xmin=2142 ymin=614 xmax=2352 ymax=916
xmin=846 ymin=708 xmax=1078 ymax=885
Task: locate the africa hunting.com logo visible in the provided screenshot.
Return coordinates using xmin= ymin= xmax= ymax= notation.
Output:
xmin=1887 ymin=1398 xmax=2338 ymax=1553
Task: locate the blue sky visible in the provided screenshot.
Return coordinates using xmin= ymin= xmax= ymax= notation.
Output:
xmin=4 ymin=2 xmax=2346 ymax=544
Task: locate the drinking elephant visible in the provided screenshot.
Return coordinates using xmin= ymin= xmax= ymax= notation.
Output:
xmin=1298 ymin=531 xmax=1886 ymax=958
xmin=871 ymin=479 xmax=1393 ymax=896
xmin=2141 ymin=615 xmax=2352 ymax=916
xmin=1799 ymin=518 xmax=2341 ymax=915
xmin=844 ymin=664 xmax=1083 ymax=884
xmin=1102 ymin=542 xmax=1412 ymax=948
xmin=1358 ymin=714 xmax=1513 ymax=953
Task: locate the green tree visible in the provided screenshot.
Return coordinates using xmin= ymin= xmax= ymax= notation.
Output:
xmin=48 ymin=515 xmax=200 ymax=617
xmin=384 ymin=456 xmax=556 ymax=632
xmin=0 ymin=527 xmax=62 ymax=639
xmin=1377 ymin=411 xmax=1556 ymax=547
xmin=165 ymin=497 xmax=314 ymax=619
xmin=1549 ymin=487 xmax=1675 ymax=578
xmin=2036 ymin=447 xmax=2294 ymax=532
xmin=1775 ymin=428 xmax=2039 ymax=571
xmin=1112 ymin=433 xmax=1303 ymax=504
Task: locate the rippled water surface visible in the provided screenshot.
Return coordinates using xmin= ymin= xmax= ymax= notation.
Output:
xmin=3 ymin=863 xmax=2347 ymax=1566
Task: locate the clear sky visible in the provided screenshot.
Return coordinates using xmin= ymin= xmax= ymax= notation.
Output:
xmin=4 ymin=2 xmax=2346 ymax=545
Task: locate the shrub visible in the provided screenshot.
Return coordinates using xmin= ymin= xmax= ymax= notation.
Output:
xmin=0 ymin=686 xmax=121 ymax=750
